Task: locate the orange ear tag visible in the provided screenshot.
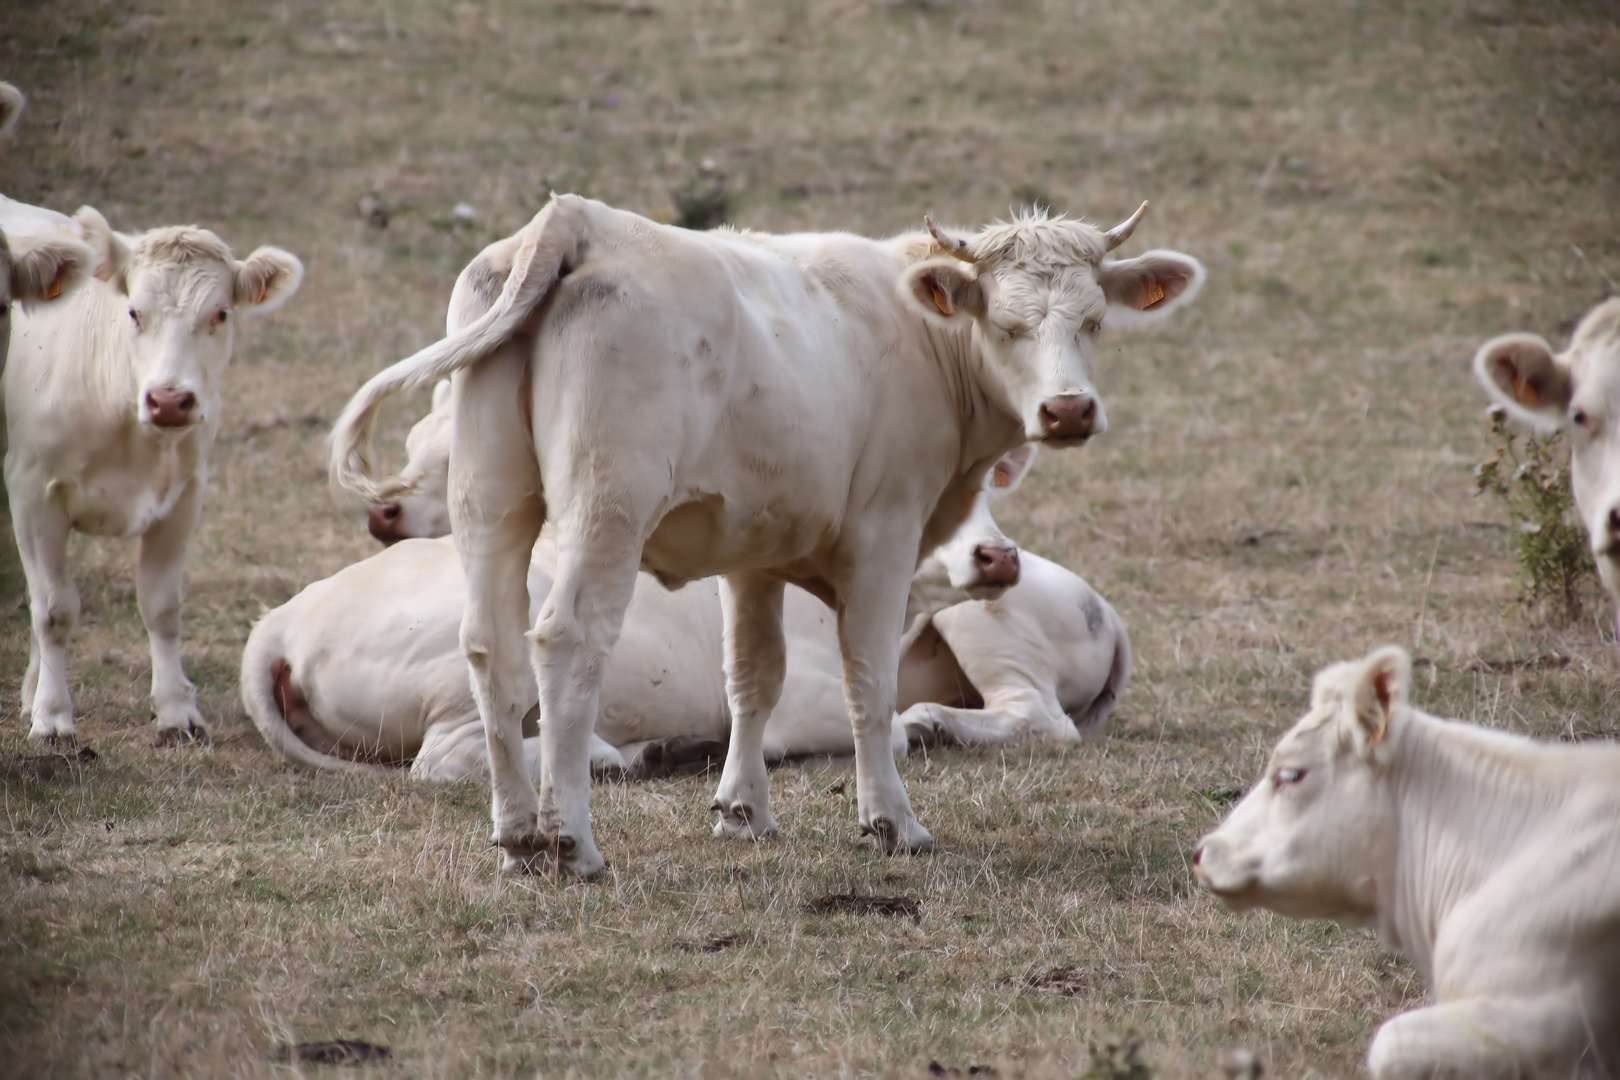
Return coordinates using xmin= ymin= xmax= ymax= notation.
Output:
xmin=253 ymin=282 xmax=269 ymax=305
xmin=1139 ymin=280 xmax=1166 ymax=309
xmin=993 ymin=466 xmax=1011 ymax=488
xmin=45 ymin=276 xmax=62 ymax=300
xmin=930 ymin=284 xmax=954 ymax=317
xmin=1513 ymin=373 xmax=1539 ymax=406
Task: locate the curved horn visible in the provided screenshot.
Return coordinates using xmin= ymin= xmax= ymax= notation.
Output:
xmin=1102 ymin=200 xmax=1149 ymax=252
xmin=925 ymin=215 xmax=977 ymax=263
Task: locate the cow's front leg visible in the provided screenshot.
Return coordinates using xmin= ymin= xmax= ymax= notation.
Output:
xmin=1367 ymin=993 xmax=1588 ymax=1080
xmin=839 ymin=553 xmax=935 ymax=855
xmin=529 ymin=527 xmax=643 ymax=876
xmin=138 ymin=479 xmax=207 ymax=743
xmin=711 ymin=572 xmax=786 ymax=839
xmin=12 ymin=494 xmax=78 ymax=744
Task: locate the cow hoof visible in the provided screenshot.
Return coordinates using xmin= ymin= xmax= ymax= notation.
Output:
xmin=154 ymin=720 xmax=210 ymax=747
xmin=497 ymin=833 xmax=606 ymax=878
xmin=27 ymin=729 xmax=77 ymax=751
xmin=903 ymin=714 xmax=946 ymax=748
xmin=711 ymin=799 xmax=778 ymax=840
xmin=861 ymin=815 xmax=935 ymax=855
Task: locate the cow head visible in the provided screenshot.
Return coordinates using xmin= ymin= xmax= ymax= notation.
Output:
xmin=1193 ymin=646 xmax=1406 ymax=925
xmin=922 ymin=443 xmax=1037 ymax=595
xmin=75 ymin=209 xmax=303 ymax=432
xmin=1473 ymin=298 xmax=1620 ymax=611
xmin=369 ymin=380 xmax=454 ymax=543
xmin=898 ymin=203 xmax=1203 ymax=443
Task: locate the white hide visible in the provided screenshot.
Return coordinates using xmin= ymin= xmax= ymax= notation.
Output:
xmin=329 ymin=195 xmax=1197 ymax=875
xmin=1195 ymin=646 xmax=1620 ymax=1079
xmin=1473 ymin=299 xmax=1620 ymax=636
xmin=5 ymin=214 xmax=301 ymax=742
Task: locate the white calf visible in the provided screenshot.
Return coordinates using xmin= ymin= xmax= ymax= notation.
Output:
xmin=5 ymin=213 xmax=301 ymax=743
xmin=1194 ymin=646 xmax=1620 ymax=1079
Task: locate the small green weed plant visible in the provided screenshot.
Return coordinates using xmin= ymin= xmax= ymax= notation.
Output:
xmin=1474 ymin=405 xmax=1599 ymax=624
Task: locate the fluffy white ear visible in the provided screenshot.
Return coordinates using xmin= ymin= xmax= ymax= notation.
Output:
xmin=1473 ymin=332 xmax=1570 ymax=432
xmin=0 ymin=82 xmax=25 ymax=140
xmin=899 ymin=258 xmax=984 ymax=327
xmin=9 ymin=232 xmax=95 ymax=308
xmin=233 ymin=246 xmax=304 ymax=313
xmin=72 ymin=206 xmax=129 ymax=285
xmin=989 ymin=443 xmax=1038 ymax=495
xmin=1098 ymin=249 xmax=1205 ymax=329
xmin=1348 ymin=645 xmax=1409 ymax=761
xmin=432 ymin=379 xmax=453 ymax=411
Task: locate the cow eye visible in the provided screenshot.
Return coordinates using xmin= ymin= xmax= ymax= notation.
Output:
xmin=212 ymin=309 xmax=229 ymax=327
xmin=1275 ymin=768 xmax=1306 ymax=785
xmin=1572 ymin=408 xmax=1591 ymax=430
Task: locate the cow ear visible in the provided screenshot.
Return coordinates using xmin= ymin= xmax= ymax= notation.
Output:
xmin=233 ymin=246 xmax=304 ymax=314
xmin=0 ymin=82 xmax=25 ymax=140
xmin=72 ymin=206 xmax=129 ymax=287
xmin=1349 ymin=645 xmax=1409 ymax=760
xmin=9 ymin=234 xmax=95 ymax=308
xmin=1473 ymin=332 xmax=1571 ymax=431
xmin=989 ymin=443 xmax=1038 ymax=495
xmin=899 ymin=258 xmax=984 ymax=326
xmin=1098 ymin=250 xmax=1205 ymax=329
xmin=432 ymin=379 xmax=453 ymax=411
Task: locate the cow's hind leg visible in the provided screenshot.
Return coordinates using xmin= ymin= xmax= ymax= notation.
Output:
xmin=12 ymin=493 xmax=78 ymax=744
xmin=839 ymin=550 xmax=935 ymax=854
xmin=528 ymin=526 xmax=644 ymax=876
xmin=711 ymin=572 xmax=787 ymax=838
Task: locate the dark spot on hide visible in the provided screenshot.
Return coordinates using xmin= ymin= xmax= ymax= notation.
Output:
xmin=1082 ymin=596 xmax=1104 ymax=636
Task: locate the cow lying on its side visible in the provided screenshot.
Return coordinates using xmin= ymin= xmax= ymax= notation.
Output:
xmin=1474 ymin=298 xmax=1620 ymax=636
xmin=5 ymin=212 xmax=302 ymax=744
xmin=364 ymin=382 xmax=1131 ymax=750
xmin=1194 ymin=646 xmax=1620 ymax=1079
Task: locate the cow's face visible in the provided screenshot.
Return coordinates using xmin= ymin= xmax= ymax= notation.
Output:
xmin=1193 ymin=646 xmax=1405 ymax=925
xmin=1474 ymin=299 xmax=1620 ymax=602
xmin=899 ymin=206 xmax=1203 ymax=443
xmin=369 ymin=381 xmax=454 ymax=544
xmin=81 ymin=211 xmax=302 ymax=432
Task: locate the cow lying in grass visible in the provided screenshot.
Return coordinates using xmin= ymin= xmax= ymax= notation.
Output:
xmin=1194 ymin=646 xmax=1620 ymax=1079
xmin=332 ymin=195 xmax=1196 ymax=874
xmin=1474 ymin=297 xmax=1620 ymax=637
xmin=247 ymin=429 xmax=1130 ymax=777
xmin=5 ymin=211 xmax=302 ymax=745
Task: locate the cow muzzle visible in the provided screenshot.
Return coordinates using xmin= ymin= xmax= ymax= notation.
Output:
xmin=368 ymin=501 xmax=405 ymax=545
xmin=972 ymin=541 xmax=1020 ymax=587
xmin=144 ymin=388 xmax=199 ymax=429
xmin=1038 ymin=394 xmax=1103 ymax=441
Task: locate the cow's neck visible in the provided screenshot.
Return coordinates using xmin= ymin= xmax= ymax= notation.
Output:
xmin=1383 ymin=711 xmax=1567 ymax=977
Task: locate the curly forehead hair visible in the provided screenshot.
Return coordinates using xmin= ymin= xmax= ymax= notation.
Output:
xmin=958 ymin=209 xmax=1110 ymax=271
xmin=130 ymin=226 xmax=235 ymax=269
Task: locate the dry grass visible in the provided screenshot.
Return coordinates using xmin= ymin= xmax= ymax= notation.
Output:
xmin=2 ymin=0 xmax=1619 ymax=1076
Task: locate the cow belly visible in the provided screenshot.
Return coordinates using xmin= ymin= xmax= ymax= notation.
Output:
xmin=898 ymin=623 xmax=981 ymax=712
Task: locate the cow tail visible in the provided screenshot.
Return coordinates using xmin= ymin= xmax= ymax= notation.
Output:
xmin=240 ymin=612 xmax=392 ymax=777
xmin=328 ymin=195 xmax=583 ymax=503
xmin=1072 ymin=602 xmax=1133 ymax=734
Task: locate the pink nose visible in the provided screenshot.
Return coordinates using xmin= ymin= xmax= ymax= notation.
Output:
xmin=145 ymin=389 xmax=197 ymax=428
xmin=1038 ymin=395 xmax=1099 ymax=440
xmin=972 ymin=542 xmax=1020 ymax=586
xmin=368 ymin=502 xmax=404 ymax=544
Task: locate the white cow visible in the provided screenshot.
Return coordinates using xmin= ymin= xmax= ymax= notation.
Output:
xmin=5 ymin=212 xmax=302 ymax=744
xmin=1474 ymin=298 xmax=1620 ymax=635
xmin=1194 ymin=646 xmax=1620 ymax=1079
xmin=331 ymin=194 xmax=1199 ymax=874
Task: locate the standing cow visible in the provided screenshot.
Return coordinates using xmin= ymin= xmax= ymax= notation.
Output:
xmin=1474 ymin=297 xmax=1620 ymax=636
xmin=1194 ymin=646 xmax=1620 ymax=1079
xmin=5 ymin=212 xmax=301 ymax=744
xmin=332 ymin=194 xmax=1200 ymax=875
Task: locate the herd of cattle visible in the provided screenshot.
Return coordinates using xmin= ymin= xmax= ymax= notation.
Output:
xmin=3 ymin=80 xmax=1618 ymax=1076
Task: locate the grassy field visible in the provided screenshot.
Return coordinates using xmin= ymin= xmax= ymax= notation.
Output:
xmin=2 ymin=0 xmax=1619 ymax=1075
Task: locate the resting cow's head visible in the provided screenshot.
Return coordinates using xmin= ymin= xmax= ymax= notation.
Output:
xmin=899 ymin=203 xmax=1203 ymax=443
xmin=77 ymin=209 xmax=302 ymax=432
xmin=1473 ymin=298 xmax=1620 ymax=607
xmin=917 ymin=443 xmax=1037 ymax=597
xmin=1193 ymin=645 xmax=1407 ymax=926
xmin=369 ymin=380 xmax=454 ymax=544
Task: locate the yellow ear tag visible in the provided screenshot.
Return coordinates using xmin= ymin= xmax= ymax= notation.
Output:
xmin=45 ymin=275 xmax=62 ymax=300
xmin=1513 ymin=373 xmax=1539 ymax=406
xmin=993 ymin=466 xmax=1011 ymax=488
xmin=930 ymin=284 xmax=954 ymax=317
xmin=253 ymin=282 xmax=269 ymax=305
xmin=1139 ymin=280 xmax=1166 ymax=310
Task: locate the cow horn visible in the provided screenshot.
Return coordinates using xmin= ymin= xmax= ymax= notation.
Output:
xmin=1102 ymin=201 xmax=1149 ymax=252
xmin=925 ymin=215 xmax=977 ymax=263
